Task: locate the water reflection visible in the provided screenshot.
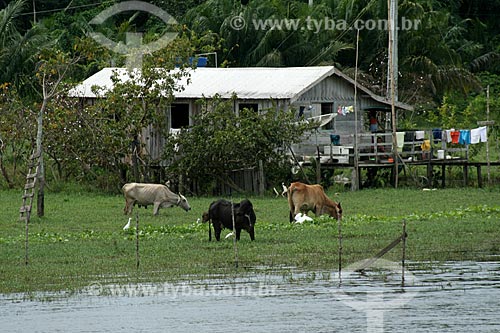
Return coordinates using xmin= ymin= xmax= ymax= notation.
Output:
xmin=1 ymin=261 xmax=499 ymax=332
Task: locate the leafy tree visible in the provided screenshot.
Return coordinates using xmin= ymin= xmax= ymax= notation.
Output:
xmin=0 ymin=83 xmax=35 ymax=188
xmin=37 ymin=36 xmax=194 ymax=191
xmin=163 ymin=95 xmax=314 ymax=194
xmin=428 ymin=72 xmax=500 ymax=129
xmin=32 ymin=49 xmax=81 ymax=216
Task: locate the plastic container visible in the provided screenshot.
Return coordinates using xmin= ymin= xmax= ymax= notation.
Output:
xmin=437 ymin=150 xmax=445 ymax=159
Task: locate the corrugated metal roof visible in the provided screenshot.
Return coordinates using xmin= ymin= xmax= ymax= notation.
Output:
xmin=68 ymin=67 xmax=125 ymax=98
xmin=68 ymin=66 xmax=336 ymax=100
xmin=179 ymin=66 xmax=336 ymax=99
xmin=68 ymin=66 xmax=413 ymax=111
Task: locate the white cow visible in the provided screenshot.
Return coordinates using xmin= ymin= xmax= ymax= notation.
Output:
xmin=122 ymin=183 xmax=191 ymax=216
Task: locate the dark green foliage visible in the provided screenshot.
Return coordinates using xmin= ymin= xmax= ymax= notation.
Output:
xmin=163 ymin=96 xmax=314 ymax=194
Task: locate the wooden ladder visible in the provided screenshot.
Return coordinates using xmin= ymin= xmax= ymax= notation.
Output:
xmin=19 ymin=150 xmax=40 ymax=222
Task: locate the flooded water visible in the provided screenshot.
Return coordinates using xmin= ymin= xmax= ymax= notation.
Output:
xmin=1 ymin=261 xmax=499 ymax=332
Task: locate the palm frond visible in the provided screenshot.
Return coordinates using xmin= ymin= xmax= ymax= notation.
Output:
xmin=0 ymin=0 xmax=26 ymax=47
xmin=469 ymin=52 xmax=500 ymax=72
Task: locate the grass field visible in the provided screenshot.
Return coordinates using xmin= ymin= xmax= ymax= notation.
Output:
xmin=0 ymin=186 xmax=499 ymax=294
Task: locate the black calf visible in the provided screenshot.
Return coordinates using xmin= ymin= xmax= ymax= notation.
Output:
xmin=202 ymin=199 xmax=256 ymax=241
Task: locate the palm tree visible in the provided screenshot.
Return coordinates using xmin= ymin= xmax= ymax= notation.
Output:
xmin=332 ymin=0 xmax=483 ymax=103
xmin=396 ymin=1 xmax=482 ymax=102
xmin=184 ymin=0 xmax=350 ymax=67
xmin=186 ymin=0 xmax=489 ymax=104
xmin=0 ymin=0 xmax=51 ymax=97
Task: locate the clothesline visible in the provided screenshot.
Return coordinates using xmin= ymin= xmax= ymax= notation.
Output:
xmin=397 ymin=127 xmax=488 ymax=145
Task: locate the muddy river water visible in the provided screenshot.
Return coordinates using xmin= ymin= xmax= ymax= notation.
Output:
xmin=1 ymin=261 xmax=499 ymax=332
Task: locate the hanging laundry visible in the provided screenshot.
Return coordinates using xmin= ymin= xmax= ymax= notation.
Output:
xmin=338 ymin=106 xmax=350 ymax=116
xmin=445 ymin=129 xmax=455 ymax=143
xmin=421 ymin=140 xmax=431 ymax=151
xmin=404 ymin=131 xmax=415 ymax=142
xmin=432 ymin=128 xmax=442 ymax=143
xmin=450 ymin=130 xmax=460 ymax=144
xmin=471 ymin=127 xmax=481 ymax=144
xmin=470 ymin=126 xmax=488 ymax=144
xmin=479 ymin=126 xmax=488 ymax=142
xmin=396 ymin=132 xmax=405 ymax=152
xmin=421 ymin=139 xmax=431 ymax=159
xmin=459 ymin=129 xmax=471 ymax=145
xmin=415 ymin=130 xmax=425 ymax=140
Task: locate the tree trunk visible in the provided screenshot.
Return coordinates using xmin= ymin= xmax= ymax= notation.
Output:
xmin=132 ymin=136 xmax=140 ymax=182
xmin=0 ymin=136 xmax=13 ymax=188
xmin=0 ymin=156 xmax=14 ymax=188
xmin=37 ymin=154 xmax=45 ymax=217
xmin=36 ymin=98 xmax=47 ymax=217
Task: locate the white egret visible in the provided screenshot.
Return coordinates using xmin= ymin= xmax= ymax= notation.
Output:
xmin=123 ymin=217 xmax=132 ymax=230
xmin=294 ymin=213 xmax=313 ymax=223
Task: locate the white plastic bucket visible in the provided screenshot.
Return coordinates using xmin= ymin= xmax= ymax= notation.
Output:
xmin=437 ymin=150 xmax=445 ymax=159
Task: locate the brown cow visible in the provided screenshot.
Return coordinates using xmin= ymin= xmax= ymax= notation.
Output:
xmin=287 ymin=182 xmax=342 ymax=222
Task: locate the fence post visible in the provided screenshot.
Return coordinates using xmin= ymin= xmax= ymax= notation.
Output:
xmin=231 ymin=200 xmax=238 ymax=269
xmin=355 ymin=231 xmax=407 ymax=272
xmin=316 ymin=156 xmax=321 ymax=184
xmin=338 ymin=214 xmax=342 ymax=282
xmin=402 ymin=219 xmax=407 ymax=287
xmin=25 ymin=215 xmax=29 ymax=266
xmin=136 ymin=211 xmax=140 ymax=269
